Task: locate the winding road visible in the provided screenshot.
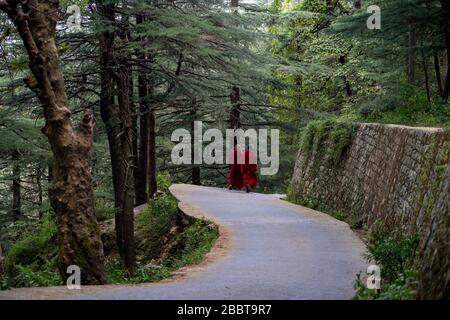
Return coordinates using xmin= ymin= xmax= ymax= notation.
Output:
xmin=0 ymin=184 xmax=367 ymax=300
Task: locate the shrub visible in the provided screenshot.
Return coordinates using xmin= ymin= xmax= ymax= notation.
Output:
xmin=109 ymin=194 xmax=219 ymax=284
xmin=354 ymin=222 xmax=419 ymax=300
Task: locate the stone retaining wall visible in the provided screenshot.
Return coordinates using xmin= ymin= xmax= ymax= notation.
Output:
xmin=289 ymin=123 xmax=449 ymax=299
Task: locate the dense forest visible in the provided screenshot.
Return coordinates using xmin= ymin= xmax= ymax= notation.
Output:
xmin=0 ymin=0 xmax=448 ymax=298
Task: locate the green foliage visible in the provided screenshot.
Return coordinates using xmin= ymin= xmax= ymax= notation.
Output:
xmin=137 ymin=194 xmax=179 ymax=253
xmin=301 ymin=118 xmax=355 ymax=165
xmin=156 ymin=171 xmax=172 ymax=193
xmin=108 ymin=194 xmax=219 ymax=284
xmin=169 ymin=219 xmax=219 ymax=269
xmin=366 ymin=225 xmax=419 ymax=283
xmin=293 ymin=192 xmax=322 ymax=210
xmin=354 ymin=222 xmax=419 ymax=300
xmin=359 ymin=83 xmax=450 ymax=127
xmin=2 ymin=212 xmax=62 ymax=289
xmin=105 ymin=257 xmax=172 ymax=284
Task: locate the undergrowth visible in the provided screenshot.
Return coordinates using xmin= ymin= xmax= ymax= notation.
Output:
xmin=354 ymin=222 xmax=419 ymax=300
xmin=1 ymin=212 xmax=62 ymax=289
xmin=106 ymin=193 xmax=219 ymax=284
xmin=1 ymin=173 xmax=219 ymax=289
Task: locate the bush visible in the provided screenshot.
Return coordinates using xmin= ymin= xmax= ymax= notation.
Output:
xmin=170 ymin=220 xmax=219 ymax=268
xmin=108 ymin=194 xmax=219 ymax=284
xmin=136 ymin=194 xmax=179 ymax=260
xmin=354 ymin=222 xmax=419 ymax=300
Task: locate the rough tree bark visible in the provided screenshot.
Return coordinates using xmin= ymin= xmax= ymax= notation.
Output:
xmin=97 ymin=0 xmax=136 ymax=274
xmin=0 ymin=0 xmax=106 ymax=284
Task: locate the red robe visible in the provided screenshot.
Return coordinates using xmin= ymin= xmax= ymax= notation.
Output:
xmin=242 ymin=149 xmax=258 ymax=190
xmin=227 ymin=147 xmax=244 ymax=189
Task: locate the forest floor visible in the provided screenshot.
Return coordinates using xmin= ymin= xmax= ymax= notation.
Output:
xmin=0 ymin=184 xmax=367 ymax=299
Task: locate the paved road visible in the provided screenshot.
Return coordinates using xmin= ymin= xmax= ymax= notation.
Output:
xmin=71 ymin=184 xmax=367 ymax=300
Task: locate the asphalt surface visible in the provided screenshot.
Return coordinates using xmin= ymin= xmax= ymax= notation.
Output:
xmin=70 ymin=184 xmax=367 ymax=300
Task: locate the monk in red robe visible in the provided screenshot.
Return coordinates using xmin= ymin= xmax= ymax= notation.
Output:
xmin=242 ymin=147 xmax=258 ymax=193
xmin=227 ymin=145 xmax=244 ymax=190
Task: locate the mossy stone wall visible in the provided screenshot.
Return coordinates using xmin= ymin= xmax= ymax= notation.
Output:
xmin=289 ymin=123 xmax=449 ymax=299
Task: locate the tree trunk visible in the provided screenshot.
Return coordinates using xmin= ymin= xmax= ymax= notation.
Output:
xmin=148 ymin=107 xmax=157 ymax=197
xmin=422 ymin=50 xmax=431 ymax=103
xmin=114 ymin=66 xmax=136 ymax=275
xmin=1 ymin=0 xmax=106 ymax=284
xmin=326 ymin=0 xmax=334 ymax=15
xmin=434 ymin=52 xmax=444 ymax=97
xmin=135 ymin=15 xmax=150 ymax=204
xmin=36 ymin=165 xmax=44 ymax=219
xmin=191 ymin=98 xmax=200 ymax=185
xmin=130 ymin=65 xmax=139 ymax=206
xmin=407 ymin=30 xmax=416 ymax=83
xmin=11 ymin=150 xmax=21 ymax=222
xmin=98 ymin=0 xmax=135 ymax=274
xmin=442 ymin=1 xmax=450 ymax=100
xmin=230 ymin=86 xmax=241 ymax=130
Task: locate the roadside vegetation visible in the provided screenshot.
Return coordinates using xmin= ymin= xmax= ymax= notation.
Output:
xmin=354 ymin=222 xmax=419 ymax=300
xmin=0 ymin=174 xmax=219 ymax=289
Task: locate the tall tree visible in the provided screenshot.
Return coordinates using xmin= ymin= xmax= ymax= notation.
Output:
xmin=0 ymin=0 xmax=106 ymax=284
xmin=96 ymin=0 xmax=136 ymax=274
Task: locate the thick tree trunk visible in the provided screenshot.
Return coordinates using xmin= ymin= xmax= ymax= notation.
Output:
xmin=98 ymin=0 xmax=135 ymax=274
xmin=11 ymin=150 xmax=21 ymax=222
xmin=1 ymin=0 xmax=106 ymax=284
xmin=135 ymin=15 xmax=157 ymax=202
xmin=114 ymin=66 xmax=136 ymax=275
xmin=135 ymin=35 xmax=150 ymax=204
